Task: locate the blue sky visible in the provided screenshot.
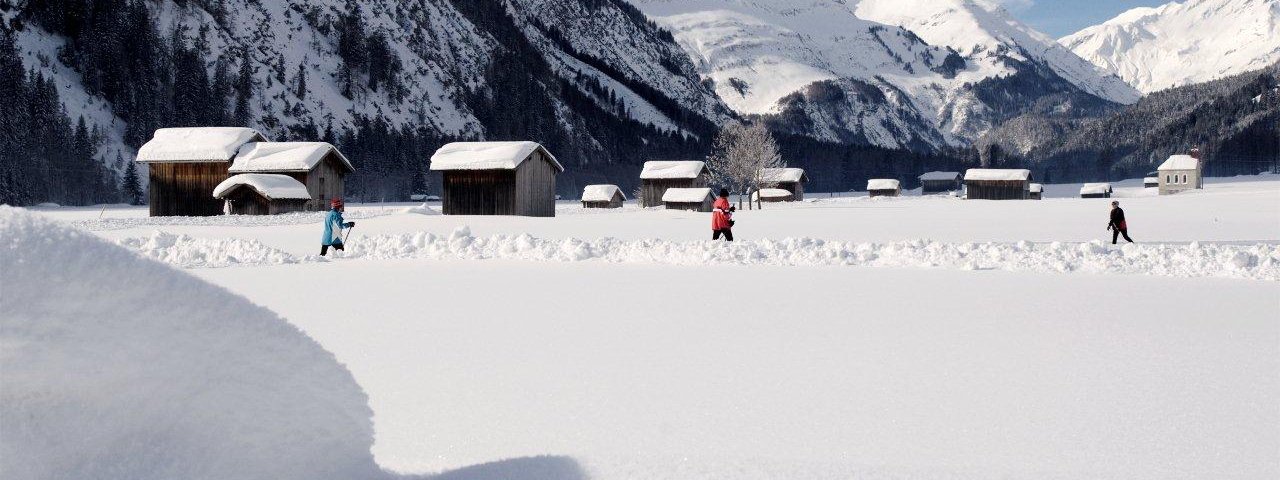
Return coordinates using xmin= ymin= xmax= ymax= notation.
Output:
xmin=1000 ymin=0 xmax=1170 ymax=38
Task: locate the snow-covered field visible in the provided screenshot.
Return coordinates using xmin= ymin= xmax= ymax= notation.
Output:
xmin=6 ymin=175 xmax=1280 ymax=479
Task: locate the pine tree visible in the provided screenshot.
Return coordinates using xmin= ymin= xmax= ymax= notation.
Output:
xmin=295 ymin=61 xmax=307 ymax=100
xmin=121 ymin=151 xmax=143 ymax=205
xmin=233 ymin=47 xmax=253 ymax=126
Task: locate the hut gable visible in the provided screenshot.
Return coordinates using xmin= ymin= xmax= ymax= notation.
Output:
xmin=230 ymin=142 xmax=353 ymax=173
xmin=429 ymin=141 xmax=564 ymax=172
xmin=137 ymin=127 xmax=267 ymax=163
xmin=641 ymin=161 xmax=708 ymax=180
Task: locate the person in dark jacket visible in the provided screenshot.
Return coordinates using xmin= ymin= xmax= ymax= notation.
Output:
xmin=1107 ymin=200 xmax=1133 ymax=244
xmin=711 ymin=188 xmax=735 ymax=241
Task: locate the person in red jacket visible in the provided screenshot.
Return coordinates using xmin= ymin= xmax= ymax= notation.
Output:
xmin=712 ymin=188 xmax=735 ymax=241
xmin=1107 ymin=200 xmax=1133 ymax=244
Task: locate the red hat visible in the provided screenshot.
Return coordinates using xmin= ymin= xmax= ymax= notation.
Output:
xmin=330 ymin=198 xmax=344 ymax=208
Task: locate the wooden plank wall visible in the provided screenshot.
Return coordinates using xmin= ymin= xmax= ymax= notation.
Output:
xmin=664 ymin=196 xmax=713 ymax=212
xmin=293 ymin=153 xmax=348 ymax=211
xmin=921 ymin=179 xmax=961 ymax=194
xmin=148 ymin=162 xmax=230 ymax=216
xmin=442 ymin=170 xmax=516 ymax=215
xmin=965 ymin=180 xmax=1029 ymax=200
xmin=513 ymin=151 xmax=557 ymax=217
xmin=776 ymin=181 xmax=805 ymax=201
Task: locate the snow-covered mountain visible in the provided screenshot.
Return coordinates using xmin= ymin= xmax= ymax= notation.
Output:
xmin=629 ymin=0 xmax=1139 ymax=149
xmin=1062 ymin=0 xmax=1280 ymax=93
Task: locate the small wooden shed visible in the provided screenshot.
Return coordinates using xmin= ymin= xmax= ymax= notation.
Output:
xmin=429 ymin=141 xmax=563 ymax=217
xmin=964 ymin=169 xmax=1032 ymax=200
xmin=135 ymin=127 xmax=267 ymax=216
xmin=919 ymin=171 xmax=962 ymax=194
xmin=662 ymin=187 xmax=715 ymax=212
xmin=581 ymin=184 xmax=625 ymax=208
xmin=229 ymin=142 xmax=354 ymax=211
xmin=867 ymin=179 xmax=901 ymax=197
xmin=212 ymin=174 xmax=311 ymax=215
xmin=1157 ymin=153 xmax=1203 ymax=195
xmin=761 ymin=167 xmax=808 ymax=201
xmin=640 ymin=161 xmax=710 ymax=207
xmin=1028 ymin=183 xmax=1044 ymax=200
xmin=1080 ymin=183 xmax=1113 ymax=199
xmin=1143 ymin=177 xmax=1159 ymax=188
xmin=754 ymin=188 xmax=793 ymax=203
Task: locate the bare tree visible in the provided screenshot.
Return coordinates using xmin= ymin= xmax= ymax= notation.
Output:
xmin=707 ymin=122 xmax=785 ymax=209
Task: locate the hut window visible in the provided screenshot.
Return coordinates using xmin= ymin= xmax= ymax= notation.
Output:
xmin=1181 ymin=174 xmax=1187 ymax=184
xmin=1165 ymin=175 xmax=1171 ymax=184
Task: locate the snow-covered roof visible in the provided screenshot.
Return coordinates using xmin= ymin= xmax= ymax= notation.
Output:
xmin=1158 ymin=155 xmax=1200 ymax=171
xmin=1029 ymin=183 xmax=1044 ymax=193
xmin=761 ymin=167 xmax=807 ymax=183
xmin=429 ymin=141 xmax=563 ymax=172
xmin=867 ymin=179 xmax=900 ymax=190
xmin=230 ymin=142 xmax=353 ymax=173
xmin=136 ymin=127 xmax=266 ymax=163
xmin=1080 ymin=183 xmax=1113 ymax=195
xmin=662 ymin=187 xmax=713 ymax=203
xmin=212 ymin=174 xmax=312 ymax=200
xmin=965 ymin=169 xmax=1032 ymax=181
xmin=754 ymin=188 xmax=793 ymax=199
xmin=641 ymin=161 xmax=707 ymax=179
xmin=581 ymin=184 xmax=624 ymax=202
xmin=1144 ymin=177 xmax=1159 ymax=183
xmin=919 ymin=171 xmax=961 ymax=181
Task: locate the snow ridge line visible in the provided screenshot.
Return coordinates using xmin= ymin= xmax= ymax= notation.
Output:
xmin=119 ymin=226 xmax=1280 ymax=281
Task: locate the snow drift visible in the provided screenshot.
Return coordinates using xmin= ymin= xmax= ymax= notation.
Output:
xmin=117 ymin=226 xmax=1280 ymax=281
xmin=0 ymin=207 xmax=378 ymax=480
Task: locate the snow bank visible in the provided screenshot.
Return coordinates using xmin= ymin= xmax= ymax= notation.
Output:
xmin=582 ymin=184 xmax=624 ymax=202
xmin=429 ymin=141 xmax=562 ymax=172
xmin=661 ymin=187 xmax=713 ymax=203
xmin=136 ymin=127 xmax=264 ymax=163
xmin=72 ymin=210 xmax=385 ymax=231
xmin=230 ymin=142 xmax=352 ymax=173
xmin=119 ymin=231 xmax=303 ymax=268
xmin=0 ymin=207 xmax=378 ymax=479
xmin=640 ymin=161 xmax=706 ymax=179
xmin=117 ymin=227 xmax=1280 ymax=281
xmin=213 ymin=174 xmax=312 ymax=200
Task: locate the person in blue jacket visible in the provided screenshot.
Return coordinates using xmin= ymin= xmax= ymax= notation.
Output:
xmin=321 ymin=198 xmax=355 ymax=256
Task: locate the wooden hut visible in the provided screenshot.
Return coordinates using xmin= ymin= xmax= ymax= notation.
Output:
xmin=1080 ymin=183 xmax=1113 ymax=198
xmin=761 ymin=167 xmax=808 ymax=200
xmin=640 ymin=161 xmax=710 ymax=207
xmin=581 ymin=184 xmax=625 ymax=208
xmin=867 ymin=179 xmax=901 ymax=197
xmin=1028 ymin=183 xmax=1044 ymax=200
xmin=964 ymin=169 xmax=1032 ymax=200
xmin=429 ymin=141 xmax=563 ymax=217
xmin=754 ymin=188 xmax=793 ymax=203
xmin=212 ymin=174 xmax=311 ymax=215
xmin=229 ymin=142 xmax=354 ymax=211
xmin=919 ymin=171 xmax=962 ymax=194
xmin=135 ymin=127 xmax=267 ymax=216
xmin=1158 ymin=153 xmax=1203 ymax=195
xmin=1143 ymin=177 xmax=1159 ymax=188
xmin=662 ymin=187 xmax=715 ymax=212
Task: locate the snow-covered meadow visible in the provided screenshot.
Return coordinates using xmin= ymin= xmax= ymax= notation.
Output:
xmin=6 ymin=175 xmax=1279 ymax=479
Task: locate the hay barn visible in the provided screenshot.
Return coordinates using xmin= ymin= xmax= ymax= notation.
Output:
xmin=1080 ymin=183 xmax=1113 ymax=198
xmin=581 ymin=184 xmax=625 ymax=208
xmin=212 ymin=174 xmax=311 ymax=215
xmin=1028 ymin=183 xmax=1044 ymax=200
xmin=919 ymin=171 xmax=962 ymax=194
xmin=662 ymin=187 xmax=715 ymax=212
xmin=754 ymin=188 xmax=793 ymax=203
xmin=867 ymin=179 xmax=901 ymax=197
xmin=964 ymin=169 xmax=1032 ymax=200
xmin=761 ymin=168 xmax=808 ymax=200
xmin=640 ymin=161 xmax=710 ymax=207
xmin=229 ymin=142 xmax=354 ymax=211
xmin=429 ymin=141 xmax=563 ymax=217
xmin=135 ymin=127 xmax=267 ymax=216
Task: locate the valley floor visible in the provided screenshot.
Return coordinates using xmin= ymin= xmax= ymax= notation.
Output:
xmin=24 ymin=175 xmax=1280 ymax=479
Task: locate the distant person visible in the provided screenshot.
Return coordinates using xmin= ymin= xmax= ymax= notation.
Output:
xmin=1107 ymin=200 xmax=1133 ymax=244
xmin=712 ymin=188 xmax=735 ymax=241
xmin=321 ymin=198 xmax=355 ymax=256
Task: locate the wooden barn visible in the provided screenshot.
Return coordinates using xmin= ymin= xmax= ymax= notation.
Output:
xmin=640 ymin=161 xmax=710 ymax=207
xmin=662 ymin=187 xmax=714 ymax=212
xmin=1029 ymin=183 xmax=1044 ymax=200
xmin=212 ymin=174 xmax=311 ymax=215
xmin=754 ymin=188 xmax=793 ymax=203
xmin=964 ymin=169 xmax=1032 ymax=200
xmin=429 ymin=141 xmax=563 ymax=217
xmin=581 ymin=184 xmax=625 ymax=208
xmin=1144 ymin=177 xmax=1159 ymax=188
xmin=867 ymin=179 xmax=901 ymax=197
xmin=135 ymin=127 xmax=267 ymax=216
xmin=919 ymin=171 xmax=962 ymax=194
xmin=761 ymin=167 xmax=808 ymax=200
xmin=229 ymin=142 xmax=354 ymax=211
xmin=1158 ymin=152 xmax=1203 ymax=195
xmin=1080 ymin=183 xmax=1113 ymax=198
